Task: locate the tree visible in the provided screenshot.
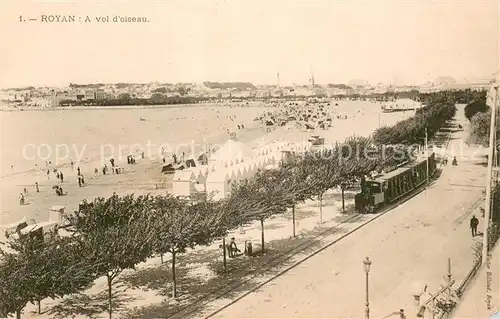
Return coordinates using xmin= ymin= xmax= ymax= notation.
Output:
xmin=0 ymin=249 xmax=31 ymax=319
xmin=68 ymin=194 xmax=156 ymax=319
xmin=150 ymin=195 xmax=225 ymax=298
xmin=373 ymin=96 xmax=456 ymax=146
xmin=229 ymin=169 xmax=295 ymax=251
xmin=118 ymin=93 xmax=131 ymax=100
xmin=464 ymin=99 xmax=488 ymax=121
xmin=0 ymin=232 xmax=97 ymax=318
xmin=279 ymin=162 xmax=318 ymax=236
xmin=467 ymin=110 xmax=500 ymax=147
xmin=299 ymin=149 xmax=342 ymax=223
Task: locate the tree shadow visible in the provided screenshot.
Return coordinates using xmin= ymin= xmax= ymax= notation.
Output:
xmin=282 ymin=208 xmax=319 ymax=221
xmin=325 ymin=191 xmax=356 ymax=202
xmin=47 ymin=288 xmax=136 ymax=319
xmin=120 ymin=226 xmax=338 ymax=319
xmin=264 ymin=221 xmax=286 ymax=231
xmin=330 ymin=212 xmax=366 ymax=224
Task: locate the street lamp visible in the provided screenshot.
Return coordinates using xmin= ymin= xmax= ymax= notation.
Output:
xmin=363 ymin=257 xmax=372 ymax=319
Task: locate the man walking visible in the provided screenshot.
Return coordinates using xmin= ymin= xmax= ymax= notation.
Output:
xmin=470 ymin=215 xmax=479 ymax=237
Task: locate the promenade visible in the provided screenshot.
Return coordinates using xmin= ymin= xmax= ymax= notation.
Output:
xmin=203 ymin=105 xmax=488 ymax=319
xmin=453 ymin=243 xmax=500 ymax=318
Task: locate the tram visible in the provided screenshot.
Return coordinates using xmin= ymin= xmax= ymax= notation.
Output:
xmin=355 ymin=152 xmax=437 ymax=213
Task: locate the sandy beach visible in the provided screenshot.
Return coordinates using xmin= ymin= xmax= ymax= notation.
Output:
xmin=1 ymin=100 xmax=414 ymax=318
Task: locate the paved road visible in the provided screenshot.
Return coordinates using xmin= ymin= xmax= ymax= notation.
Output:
xmin=211 ymin=105 xmax=488 ymax=318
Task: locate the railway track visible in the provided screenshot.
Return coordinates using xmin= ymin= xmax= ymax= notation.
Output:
xmin=166 ymin=177 xmax=439 ymax=319
xmin=166 ymin=120 xmax=456 ymax=319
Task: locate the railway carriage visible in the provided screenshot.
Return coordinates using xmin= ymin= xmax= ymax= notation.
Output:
xmin=355 ymin=152 xmax=437 ymax=213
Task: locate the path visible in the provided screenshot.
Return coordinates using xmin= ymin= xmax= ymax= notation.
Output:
xmin=206 ymin=105 xmax=488 ymax=319
xmin=453 ymin=242 xmax=500 ymax=318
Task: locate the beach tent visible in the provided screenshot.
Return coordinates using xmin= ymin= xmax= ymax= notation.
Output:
xmin=268 ymin=153 xmax=278 ymax=164
xmin=19 ymin=221 xmax=59 ymax=242
xmin=193 ymin=167 xmax=208 ymax=184
xmin=172 ymin=170 xmax=196 ymax=197
xmin=198 ymin=165 xmax=209 ymax=177
xmin=197 ymin=153 xmax=208 ymax=165
xmin=192 ymin=183 xmax=206 ymax=200
xmin=208 ymin=163 xmax=217 ymax=173
xmin=161 ymin=163 xmax=175 ymax=174
xmin=251 ymin=160 xmax=260 ymax=172
xmin=185 ymin=159 xmax=196 ymax=168
xmin=256 ymin=157 xmax=265 ymax=169
xmin=234 ymin=164 xmax=246 ymax=180
xmin=243 ymin=160 xmax=256 ymax=177
xmin=210 ymin=137 xmax=255 ymax=166
xmin=236 ymin=164 xmax=246 ymax=181
xmin=206 ymin=170 xmax=230 ymax=200
xmin=227 ymin=168 xmax=238 ymax=188
xmin=1 ymin=217 xmax=32 ymax=238
xmin=49 ymin=205 xmax=66 ymax=224
xmin=239 ymin=162 xmax=250 ymax=179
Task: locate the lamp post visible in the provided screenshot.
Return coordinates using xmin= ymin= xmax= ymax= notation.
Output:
xmin=363 ymin=257 xmax=372 ymax=319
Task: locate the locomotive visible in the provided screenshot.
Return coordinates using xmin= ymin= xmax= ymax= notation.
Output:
xmin=355 ymin=152 xmax=437 ymax=213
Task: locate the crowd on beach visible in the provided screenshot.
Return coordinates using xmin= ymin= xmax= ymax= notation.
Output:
xmin=255 ymin=101 xmax=369 ymax=132
xmin=11 ymin=109 xmax=253 ymax=216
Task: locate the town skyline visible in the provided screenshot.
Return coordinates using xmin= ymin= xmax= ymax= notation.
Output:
xmin=1 ymin=0 xmax=498 ymax=88
xmin=1 ymin=74 xmax=497 ymax=92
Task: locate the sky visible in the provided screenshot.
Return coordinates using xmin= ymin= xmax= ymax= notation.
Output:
xmin=0 ymin=0 xmax=499 ymax=88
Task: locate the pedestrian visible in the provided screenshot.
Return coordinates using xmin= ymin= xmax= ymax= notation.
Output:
xmin=470 ymin=215 xmax=479 ymax=237
xmin=77 ymin=166 xmax=81 ymax=175
xmin=19 ymin=193 xmax=25 ymax=205
xmin=229 ymin=237 xmax=240 ymax=258
xmin=47 ymin=169 xmax=50 ymax=179
xmin=60 ymin=172 xmax=64 ymax=182
xmin=56 ymin=172 xmax=60 ymax=180
xmin=23 ymin=187 xmax=28 ymax=195
xmin=35 ymin=182 xmax=39 ymax=192
xmin=70 ymin=160 xmax=74 ymax=169
xmin=94 ymin=168 xmax=99 ymax=176
xmin=78 ymin=175 xmax=82 ymax=187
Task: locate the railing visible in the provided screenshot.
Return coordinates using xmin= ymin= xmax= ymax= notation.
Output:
xmin=456 ymin=258 xmax=482 ymax=298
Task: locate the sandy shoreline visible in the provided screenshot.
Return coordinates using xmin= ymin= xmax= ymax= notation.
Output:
xmin=0 ymin=101 xmax=418 ymax=319
xmin=0 ymin=101 xmax=272 ymax=112
xmin=1 ymin=102 xmax=411 ymax=229
xmin=0 ymin=103 xmax=407 ymax=227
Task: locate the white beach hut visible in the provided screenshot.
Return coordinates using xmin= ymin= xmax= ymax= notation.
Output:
xmin=199 ymin=165 xmax=209 ymax=177
xmin=256 ymin=157 xmax=265 ymax=169
xmin=210 ymin=137 xmax=255 ymax=167
xmin=206 ymin=170 xmax=230 ymax=200
xmin=234 ymin=164 xmax=245 ymax=182
xmin=197 ymin=168 xmax=209 ymax=184
xmin=243 ymin=159 xmax=256 ymax=177
xmin=172 ymin=170 xmax=197 ymax=197
xmin=227 ymin=167 xmax=239 ymax=188
xmin=240 ymin=162 xmax=251 ymax=179
xmin=208 ymin=163 xmax=217 ymax=173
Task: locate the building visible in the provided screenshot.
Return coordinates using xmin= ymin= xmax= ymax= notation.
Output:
xmin=84 ymin=89 xmax=96 ymax=100
xmin=95 ymin=90 xmax=106 ymax=100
